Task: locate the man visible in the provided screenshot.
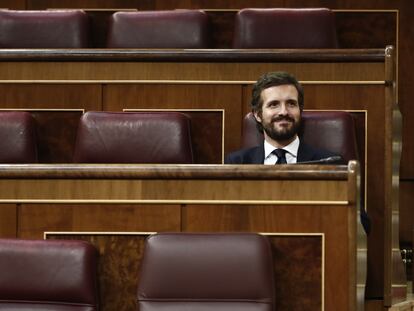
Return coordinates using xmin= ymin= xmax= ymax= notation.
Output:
xmin=225 ymin=71 xmax=341 ymax=164
xmin=225 ymin=72 xmax=371 ymax=233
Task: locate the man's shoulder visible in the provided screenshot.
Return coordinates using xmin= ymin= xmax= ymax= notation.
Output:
xmin=224 ymin=145 xmax=263 ymax=164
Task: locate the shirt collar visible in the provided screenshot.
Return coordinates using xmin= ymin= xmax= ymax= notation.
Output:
xmin=264 ymin=136 xmax=300 ymax=159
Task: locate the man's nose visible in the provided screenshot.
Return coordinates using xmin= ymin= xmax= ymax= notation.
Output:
xmin=278 ymin=103 xmax=288 ymax=115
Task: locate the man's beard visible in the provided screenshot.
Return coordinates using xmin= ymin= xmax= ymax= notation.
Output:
xmin=262 ymin=115 xmax=301 ymax=142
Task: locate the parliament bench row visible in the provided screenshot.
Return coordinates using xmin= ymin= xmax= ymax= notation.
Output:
xmin=0 ymin=233 xmax=275 ymax=311
xmin=0 ymin=8 xmax=338 ymax=49
xmin=0 ymin=110 xmax=358 ymax=164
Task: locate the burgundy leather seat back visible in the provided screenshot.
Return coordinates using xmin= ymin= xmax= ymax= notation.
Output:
xmin=73 ymin=111 xmax=194 ymax=163
xmin=0 ymin=111 xmax=37 ymax=163
xmin=106 ymin=10 xmax=210 ymax=48
xmin=243 ymin=111 xmax=358 ymax=162
xmin=0 ymin=10 xmax=90 ymax=48
xmin=0 ymin=238 xmax=99 ymax=311
xmin=137 ymin=233 xmax=274 ymax=311
xmin=233 ymin=8 xmax=338 ymax=48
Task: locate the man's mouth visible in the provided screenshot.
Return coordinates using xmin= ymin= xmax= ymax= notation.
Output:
xmin=272 ymin=117 xmax=294 ymax=126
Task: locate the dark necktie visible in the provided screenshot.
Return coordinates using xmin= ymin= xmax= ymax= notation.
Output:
xmin=273 ymin=149 xmax=287 ymax=164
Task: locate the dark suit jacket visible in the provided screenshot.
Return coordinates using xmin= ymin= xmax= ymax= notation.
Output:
xmin=225 ymin=141 xmax=339 ymax=164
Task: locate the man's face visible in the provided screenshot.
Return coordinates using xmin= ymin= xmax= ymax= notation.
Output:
xmin=254 ymin=84 xmax=301 ymax=146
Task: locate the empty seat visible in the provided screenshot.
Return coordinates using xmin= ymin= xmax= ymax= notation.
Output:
xmin=106 ymin=10 xmax=210 ymax=48
xmin=0 ymin=10 xmax=90 ymax=48
xmin=73 ymin=111 xmax=194 ymax=163
xmin=233 ymin=8 xmax=338 ymax=49
xmin=242 ymin=111 xmax=358 ymax=163
xmin=0 ymin=111 xmax=37 ymax=163
xmin=137 ymin=232 xmax=275 ymax=311
xmin=0 ymin=238 xmax=99 ymax=311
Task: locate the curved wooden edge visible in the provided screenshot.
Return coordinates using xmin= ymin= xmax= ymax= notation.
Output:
xmin=0 ymin=163 xmax=349 ymax=179
xmin=0 ymin=48 xmax=387 ymax=62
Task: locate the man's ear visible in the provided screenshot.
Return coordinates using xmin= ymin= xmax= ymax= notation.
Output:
xmin=253 ymin=111 xmax=262 ymax=123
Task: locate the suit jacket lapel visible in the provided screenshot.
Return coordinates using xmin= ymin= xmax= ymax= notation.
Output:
xmin=249 ymin=145 xmax=265 ymax=164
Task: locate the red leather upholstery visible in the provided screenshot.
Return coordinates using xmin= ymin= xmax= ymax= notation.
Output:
xmin=0 ymin=111 xmax=37 ymax=163
xmin=233 ymin=8 xmax=338 ymax=48
xmin=106 ymin=10 xmax=210 ymax=48
xmin=0 ymin=10 xmax=90 ymax=48
xmin=137 ymin=233 xmax=275 ymax=311
xmin=73 ymin=111 xmax=194 ymax=163
xmin=242 ymin=111 xmax=358 ymax=162
xmin=0 ymin=238 xmax=99 ymax=311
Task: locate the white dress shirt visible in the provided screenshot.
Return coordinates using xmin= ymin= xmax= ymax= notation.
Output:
xmin=263 ymin=136 xmax=300 ymax=165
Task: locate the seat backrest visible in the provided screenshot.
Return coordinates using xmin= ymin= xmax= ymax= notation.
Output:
xmin=0 ymin=238 xmax=99 ymax=311
xmin=73 ymin=111 xmax=194 ymax=163
xmin=106 ymin=10 xmax=210 ymax=48
xmin=0 ymin=10 xmax=90 ymax=48
xmin=137 ymin=233 xmax=274 ymax=311
xmin=233 ymin=8 xmax=338 ymax=48
xmin=0 ymin=111 xmax=37 ymax=163
xmin=242 ymin=111 xmax=358 ymax=162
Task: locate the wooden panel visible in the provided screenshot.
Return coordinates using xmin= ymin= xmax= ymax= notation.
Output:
xmin=0 ymin=61 xmax=385 ymax=81
xmin=0 ymin=0 xmax=25 ymax=9
xmin=0 ymin=178 xmax=348 ymax=202
xmin=0 ymin=84 xmax=102 ymax=110
xmin=26 ymin=0 xmax=138 ymax=9
xmin=31 ymin=110 xmax=83 ymax=163
xmin=399 ymin=181 xmax=414 ymax=246
xmin=0 ymin=204 xmax=17 ymax=237
xmin=19 ymin=204 xmax=181 ymax=239
xmin=269 ymin=236 xmax=322 ymax=311
xmin=335 ymin=11 xmax=397 ymax=48
xmin=104 ymin=84 xmax=243 ymax=155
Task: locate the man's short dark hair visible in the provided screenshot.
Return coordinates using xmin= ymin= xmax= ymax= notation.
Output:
xmin=251 ymin=71 xmax=304 ymax=132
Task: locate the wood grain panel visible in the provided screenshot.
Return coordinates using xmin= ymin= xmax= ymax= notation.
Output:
xmin=184 ymin=205 xmax=323 ymax=232
xmin=19 ymin=204 xmax=181 ymax=239
xmin=0 ymin=84 xmax=102 ymax=110
xmin=0 ymin=0 xmax=25 ymax=9
xmin=399 ymin=181 xmax=414 ymax=246
xmin=32 ymin=111 xmax=83 ymax=163
xmin=104 ymin=84 xmax=243 ymax=155
xmin=0 ymin=61 xmax=385 ymax=81
xmin=269 ymin=236 xmax=323 ymax=311
xmin=335 ymin=11 xmax=397 ymax=48
xmin=26 ymin=0 xmax=138 ymax=9
xmin=0 ymin=204 xmax=17 ymax=237
xmin=0 ymin=178 xmax=348 ymax=202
